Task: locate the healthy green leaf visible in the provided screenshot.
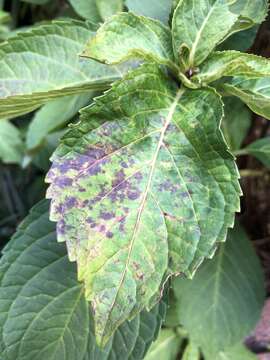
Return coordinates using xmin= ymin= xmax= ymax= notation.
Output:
xmin=26 ymin=93 xmax=93 ymax=150
xmin=46 ymin=63 xmax=240 ymax=345
xmin=244 ymin=137 xmax=270 ymax=168
xmin=211 ymin=343 xmax=257 ymax=360
xmin=0 ymin=20 xmax=125 ymax=119
xmin=0 ymin=200 xmax=167 ymax=360
xmin=222 ymin=97 xmax=251 ymax=151
xmin=125 ymin=0 xmax=173 ymax=24
xmin=68 ymin=0 xmax=101 ymax=22
xmin=230 ymin=0 xmax=268 ymax=28
xmin=82 ymin=12 xmax=176 ymax=72
xmin=96 ymin=0 xmax=123 ymax=21
xmin=0 ymin=9 xmax=10 ymax=23
xmin=194 ymin=51 xmax=270 ymax=85
xmin=222 ymin=77 xmax=270 ymax=119
xmin=0 ymin=119 xmax=23 ymax=164
xmin=21 ymin=0 xmax=50 ymax=4
xmin=182 ymin=343 xmax=200 ymax=360
xmin=217 ymin=0 xmax=268 ymax=45
xmin=173 ymin=222 xmax=265 ymax=357
xmin=31 ymin=130 xmax=65 ymax=172
xmin=144 ymin=329 xmax=181 ymax=360
xmin=218 ymin=26 xmax=259 ymax=52
xmin=171 ymin=0 xmax=238 ymax=70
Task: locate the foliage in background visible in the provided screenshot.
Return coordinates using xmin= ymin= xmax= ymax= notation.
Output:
xmin=0 ymin=0 xmax=269 ymax=359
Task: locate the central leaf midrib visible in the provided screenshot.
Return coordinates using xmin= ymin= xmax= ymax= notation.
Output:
xmin=189 ymin=0 xmax=219 ymax=65
xmin=101 ymin=88 xmax=185 ymax=339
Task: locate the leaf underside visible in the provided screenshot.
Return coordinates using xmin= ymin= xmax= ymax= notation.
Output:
xmin=46 ymin=63 xmax=241 ymax=344
xmin=0 ymin=200 xmax=166 ymax=360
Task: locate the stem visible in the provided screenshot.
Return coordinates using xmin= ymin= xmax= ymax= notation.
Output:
xmin=239 ymin=169 xmax=267 ymax=178
xmin=233 ymin=149 xmax=248 ymax=157
xmin=11 ymin=0 xmax=20 ymax=29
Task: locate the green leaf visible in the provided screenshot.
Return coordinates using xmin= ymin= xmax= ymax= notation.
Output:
xmin=144 ymin=329 xmax=181 ymax=360
xmin=218 ymin=26 xmax=259 ymax=52
xmin=0 ymin=10 xmax=10 ymax=23
xmin=81 ymin=12 xmax=176 ymax=72
xmin=0 ymin=119 xmax=23 ymax=164
xmin=173 ymin=222 xmax=265 ymax=357
xmin=230 ymin=0 xmax=268 ymax=27
xmin=0 ymin=200 xmax=167 ymax=360
xmin=67 ymin=0 xmax=101 ymax=22
xmin=222 ymin=77 xmax=270 ymax=119
xmin=96 ymin=0 xmax=123 ymax=21
xmin=26 ymin=93 xmax=93 ymax=150
xmin=125 ymin=0 xmax=173 ymax=24
xmin=182 ymin=343 xmax=200 ymax=360
xmin=46 ymin=63 xmax=240 ymax=344
xmin=172 ymin=0 xmax=238 ymax=70
xmin=31 ymin=130 xmax=64 ymax=172
xmin=222 ymin=97 xmax=251 ymax=151
xmin=211 ymin=343 xmax=257 ymax=360
xmin=21 ymin=0 xmax=50 ymax=4
xmin=194 ymin=51 xmax=270 ymax=85
xmin=0 ymin=20 xmax=125 ymax=119
xmin=244 ymin=137 xmax=270 ymax=168
xmin=0 ymin=200 xmax=89 ymax=360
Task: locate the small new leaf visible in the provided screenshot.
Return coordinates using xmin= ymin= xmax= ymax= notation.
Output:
xmin=172 ymin=0 xmax=238 ymax=70
xmin=194 ymin=51 xmax=270 ymax=85
xmin=222 ymin=77 xmax=270 ymax=119
xmin=245 ymin=137 xmax=270 ymax=168
xmin=82 ymin=12 xmax=176 ymax=72
xmin=144 ymin=329 xmax=182 ymax=360
xmin=46 ymin=63 xmax=240 ymax=345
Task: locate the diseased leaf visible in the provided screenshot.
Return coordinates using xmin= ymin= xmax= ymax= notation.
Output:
xmin=96 ymin=0 xmax=123 ymax=21
xmin=0 ymin=119 xmax=23 ymax=164
xmin=222 ymin=77 xmax=270 ymax=119
xmin=46 ymin=63 xmax=240 ymax=345
xmin=171 ymin=0 xmax=238 ymax=70
xmin=0 ymin=20 xmax=125 ymax=119
xmin=144 ymin=329 xmax=181 ymax=360
xmin=125 ymin=0 xmax=173 ymax=24
xmin=173 ymin=222 xmax=265 ymax=357
xmin=222 ymin=97 xmax=251 ymax=151
xmin=68 ymin=0 xmax=101 ymax=22
xmin=244 ymin=137 xmax=270 ymax=168
xmin=82 ymin=12 xmax=176 ymax=72
xmin=194 ymin=51 xmax=270 ymax=85
xmin=26 ymin=93 xmax=93 ymax=150
xmin=0 ymin=200 xmax=167 ymax=360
